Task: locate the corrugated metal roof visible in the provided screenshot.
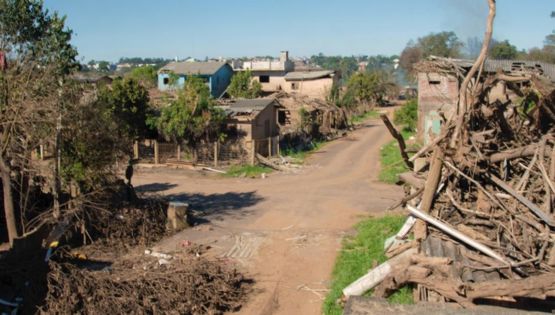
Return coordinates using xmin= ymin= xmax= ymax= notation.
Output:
xmin=438 ymin=58 xmax=555 ymax=82
xmin=222 ymin=98 xmax=278 ymax=116
xmin=159 ymin=61 xmax=228 ymax=75
xmin=284 ymin=70 xmax=335 ymax=81
xmin=484 ymin=59 xmax=555 ymax=82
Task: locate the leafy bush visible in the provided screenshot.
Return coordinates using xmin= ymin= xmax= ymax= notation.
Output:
xmin=393 ymin=99 xmax=417 ymax=132
xmin=157 ymin=76 xmax=225 ymax=146
xmin=126 ymin=66 xmax=157 ymax=88
xmin=228 ymin=70 xmax=261 ymax=99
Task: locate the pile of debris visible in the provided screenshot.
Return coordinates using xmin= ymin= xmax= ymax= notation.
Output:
xmin=82 ymin=195 xmax=169 ymax=249
xmin=344 ymin=55 xmax=555 ymax=309
xmin=0 ymin=183 xmax=253 ymax=313
xmin=41 ymin=250 xmax=250 ymax=314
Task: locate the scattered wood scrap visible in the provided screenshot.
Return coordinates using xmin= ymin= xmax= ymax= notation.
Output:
xmin=344 ymin=1 xmax=555 ymax=309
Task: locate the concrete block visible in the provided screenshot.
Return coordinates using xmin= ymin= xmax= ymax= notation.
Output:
xmin=166 ymin=202 xmax=189 ymax=231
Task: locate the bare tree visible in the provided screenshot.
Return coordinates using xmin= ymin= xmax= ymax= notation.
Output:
xmin=1 ymin=0 xmax=77 ymax=244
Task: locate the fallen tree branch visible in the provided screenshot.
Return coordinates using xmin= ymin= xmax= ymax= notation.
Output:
xmin=380 ymin=114 xmax=413 ymax=169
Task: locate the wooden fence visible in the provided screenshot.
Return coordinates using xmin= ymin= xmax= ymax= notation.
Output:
xmin=134 ymin=136 xmax=280 ymax=166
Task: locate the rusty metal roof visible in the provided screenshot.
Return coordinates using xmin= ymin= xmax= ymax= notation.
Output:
xmin=428 ymin=57 xmax=555 ymax=82
xmin=484 ymin=59 xmax=555 ymax=82
xmin=220 ymin=98 xmax=279 ymax=117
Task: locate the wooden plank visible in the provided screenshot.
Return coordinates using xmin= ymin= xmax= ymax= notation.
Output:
xmin=414 ymin=148 xmax=443 ymax=240
xmin=489 ymin=174 xmax=555 ymax=227
xmin=407 ymin=205 xmax=510 ymax=265
xmin=342 ymin=248 xmax=417 ymax=297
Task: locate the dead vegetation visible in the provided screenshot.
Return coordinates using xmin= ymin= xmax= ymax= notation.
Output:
xmin=0 ymin=184 xmax=252 ymax=314
xmin=344 ymin=0 xmax=555 ymax=310
xmin=41 ymin=251 xmax=250 ymax=315
xmin=80 ymin=191 xmax=169 ymax=249
xmin=374 ymin=64 xmax=555 ymax=306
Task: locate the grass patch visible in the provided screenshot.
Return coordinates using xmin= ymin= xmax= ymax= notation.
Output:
xmin=323 ymin=215 xmax=413 ymax=315
xmin=351 ymin=110 xmax=380 ymax=124
xmin=379 ymin=130 xmax=414 ymax=184
xmin=282 ymin=140 xmax=326 ymax=163
xmin=224 ymin=165 xmax=273 ymax=178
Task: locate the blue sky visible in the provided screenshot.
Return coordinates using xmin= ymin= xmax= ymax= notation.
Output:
xmin=43 ymin=0 xmax=554 ymax=62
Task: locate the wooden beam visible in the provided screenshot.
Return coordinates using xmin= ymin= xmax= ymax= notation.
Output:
xmin=407 ymin=205 xmax=510 ymax=265
xmin=489 ymin=174 xmax=555 ymax=227
xmin=414 ymin=148 xmax=443 ymax=240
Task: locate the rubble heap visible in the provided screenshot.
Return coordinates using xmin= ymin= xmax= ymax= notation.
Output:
xmin=42 ymin=250 xmax=250 ymax=314
xmin=345 ymin=57 xmax=555 ymax=308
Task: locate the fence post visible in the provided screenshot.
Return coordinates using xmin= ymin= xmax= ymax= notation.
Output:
xmin=276 ymin=135 xmax=280 ymax=156
xmin=177 ymin=144 xmax=181 ymax=161
xmin=250 ymin=140 xmax=256 ymax=166
xmin=268 ymin=137 xmax=272 ymax=157
xmin=214 ymin=141 xmax=218 ymax=167
xmin=133 ymin=140 xmax=139 ymax=159
xmin=39 ymin=144 xmax=45 ymax=160
xmin=154 ymin=140 xmax=159 ymax=164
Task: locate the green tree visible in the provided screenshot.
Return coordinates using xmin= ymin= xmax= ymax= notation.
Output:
xmin=400 ymin=32 xmax=462 ymax=76
xmin=490 ymin=40 xmax=518 ymax=59
xmin=228 ymin=70 xmax=262 ymax=98
xmin=61 ymin=84 xmax=129 ymax=189
xmin=417 ymin=31 xmax=462 ymax=58
xmin=345 ymin=71 xmax=389 ymax=106
xmin=0 ymin=0 xmax=78 ymax=243
xmin=157 ymin=77 xmax=225 ymax=153
xmin=97 ymin=60 xmax=110 ymax=72
xmin=394 ymin=99 xmax=418 ymax=132
xmin=126 ymin=65 xmax=158 ymax=88
xmin=98 ymin=78 xmax=151 ymax=140
xmin=399 ymin=44 xmax=423 ymax=75
xmin=309 ymin=54 xmax=359 ymax=81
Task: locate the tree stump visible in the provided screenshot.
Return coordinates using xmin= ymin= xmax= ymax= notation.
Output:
xmin=166 ymin=202 xmax=189 ymax=231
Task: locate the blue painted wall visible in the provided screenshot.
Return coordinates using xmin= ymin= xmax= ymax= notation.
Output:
xmin=157 ymin=64 xmax=233 ymax=98
xmin=211 ymin=64 xmax=233 ymax=98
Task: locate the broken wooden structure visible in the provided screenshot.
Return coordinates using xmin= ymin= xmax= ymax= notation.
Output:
xmin=344 ymin=1 xmax=555 ymax=309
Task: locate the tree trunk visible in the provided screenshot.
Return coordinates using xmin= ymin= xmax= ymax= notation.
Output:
xmin=449 ymin=0 xmax=496 ymax=148
xmin=0 ymin=157 xmax=18 ymax=245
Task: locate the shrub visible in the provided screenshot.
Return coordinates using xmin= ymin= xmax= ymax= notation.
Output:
xmin=393 ymin=99 xmax=417 ymax=132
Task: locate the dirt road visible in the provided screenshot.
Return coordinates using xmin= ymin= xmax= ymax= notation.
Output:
xmin=134 ymin=118 xmax=403 ymax=315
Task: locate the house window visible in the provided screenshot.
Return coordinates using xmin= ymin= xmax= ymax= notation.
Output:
xmin=259 ymin=75 xmax=270 ymax=83
xmin=163 ymin=77 xmax=169 ymax=85
xmin=291 ymin=82 xmax=299 ymax=90
xmin=429 ymin=80 xmax=441 ymax=85
xmin=278 ymin=110 xmax=287 ymax=125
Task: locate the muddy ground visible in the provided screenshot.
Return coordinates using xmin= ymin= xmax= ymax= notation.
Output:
xmin=134 ymin=115 xmax=402 ymax=315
